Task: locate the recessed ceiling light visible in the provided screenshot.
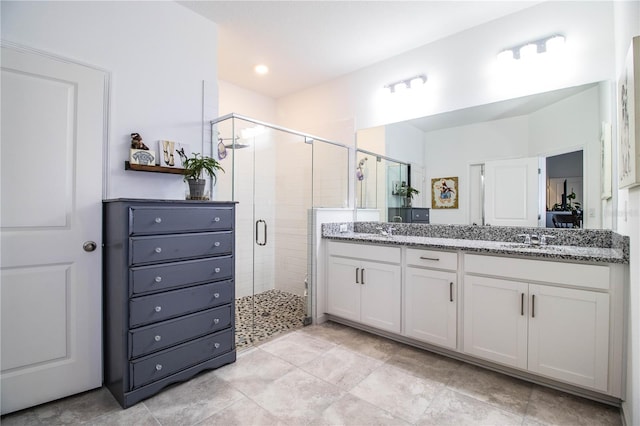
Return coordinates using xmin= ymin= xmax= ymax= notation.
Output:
xmin=254 ymin=64 xmax=269 ymax=75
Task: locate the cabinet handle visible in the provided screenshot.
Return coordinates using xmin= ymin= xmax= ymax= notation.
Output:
xmin=355 ymin=267 xmax=359 ymax=284
xmin=154 ymin=217 xmax=162 ymax=223
xmin=213 ymin=292 xmax=220 ymax=299
xmin=214 ymin=267 xmax=221 ymax=273
xmin=155 ymin=364 xmax=163 ymax=371
xmin=213 ymin=318 xmax=220 ymax=325
xmin=154 ymin=306 xmax=162 ymax=312
xmin=154 ymin=247 xmax=162 ymax=253
xmin=214 ymin=217 xmax=220 ymax=222
xmin=214 ymin=241 xmax=221 ymax=247
xmin=154 ymin=335 xmax=161 ymax=342
xmin=449 ymin=282 xmax=454 ymax=302
xmin=419 ymin=256 xmax=439 ymax=261
xmin=154 ymin=276 xmax=162 ymax=283
xmin=214 ymin=342 xmax=221 ymax=349
xmin=531 ymin=294 xmax=535 ymax=318
xmin=521 ymin=293 xmax=524 ymax=316
xmin=361 ymin=268 xmax=365 ymax=285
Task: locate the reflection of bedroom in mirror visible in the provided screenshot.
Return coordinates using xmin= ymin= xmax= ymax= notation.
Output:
xmin=546 ymin=150 xmax=584 ymax=228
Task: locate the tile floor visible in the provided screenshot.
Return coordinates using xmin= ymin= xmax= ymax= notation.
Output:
xmin=1 ymin=321 xmax=622 ymax=426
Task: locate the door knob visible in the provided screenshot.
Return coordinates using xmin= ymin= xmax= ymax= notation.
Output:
xmin=83 ymin=241 xmax=97 ymax=252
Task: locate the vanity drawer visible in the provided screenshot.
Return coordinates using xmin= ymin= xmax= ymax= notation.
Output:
xmin=464 ymin=254 xmax=610 ymax=290
xmin=129 ymin=280 xmax=233 ymax=327
xmin=328 ymin=241 xmax=401 ymax=264
xmin=129 ymin=305 xmax=231 ymax=358
xmin=129 ymin=206 xmax=233 ymax=235
xmin=130 ymin=231 xmax=232 ymax=265
xmin=130 ymin=328 xmax=233 ymax=389
xmin=130 ymin=256 xmax=233 ymax=295
xmin=407 ymin=248 xmax=457 ymax=271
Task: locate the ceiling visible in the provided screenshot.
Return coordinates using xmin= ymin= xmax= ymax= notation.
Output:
xmin=179 ymin=1 xmax=541 ymax=99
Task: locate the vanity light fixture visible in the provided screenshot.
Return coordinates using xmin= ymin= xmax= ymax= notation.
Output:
xmin=497 ymin=34 xmax=566 ymax=63
xmin=384 ymin=74 xmax=427 ymax=94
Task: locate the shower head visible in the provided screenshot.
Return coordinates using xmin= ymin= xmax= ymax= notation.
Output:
xmin=219 ymin=136 xmax=249 ymax=149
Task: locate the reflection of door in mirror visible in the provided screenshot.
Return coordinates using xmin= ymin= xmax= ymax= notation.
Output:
xmin=484 ymin=157 xmax=542 ymax=227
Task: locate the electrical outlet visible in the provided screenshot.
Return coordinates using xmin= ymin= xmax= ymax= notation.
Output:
xmin=339 ymin=223 xmax=348 ymax=233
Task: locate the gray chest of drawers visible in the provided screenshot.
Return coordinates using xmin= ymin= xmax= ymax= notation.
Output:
xmin=103 ymin=199 xmax=236 ymax=408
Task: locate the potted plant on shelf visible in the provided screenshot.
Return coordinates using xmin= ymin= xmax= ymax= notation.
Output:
xmin=398 ymin=185 xmax=420 ymax=207
xmin=181 ymin=152 xmax=224 ymax=200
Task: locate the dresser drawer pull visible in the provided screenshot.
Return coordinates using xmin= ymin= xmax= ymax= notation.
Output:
xmin=154 ymin=247 xmax=162 ymax=253
xmin=214 ymin=267 xmax=221 ymax=273
xmin=154 ymin=276 xmax=162 ymax=283
xmin=213 ymin=293 xmax=220 ymax=299
xmin=214 ymin=217 xmax=220 ymax=222
xmin=213 ymin=342 xmax=221 ymax=349
xmin=213 ymin=318 xmax=220 ymax=325
xmin=154 ymin=306 xmax=162 ymax=312
xmin=154 ymin=217 xmax=162 ymax=223
xmin=155 ymin=364 xmax=163 ymax=371
xmin=154 ymin=335 xmax=161 ymax=342
xmin=214 ymin=242 xmax=221 ymax=247
xmin=419 ymin=256 xmax=439 ymax=261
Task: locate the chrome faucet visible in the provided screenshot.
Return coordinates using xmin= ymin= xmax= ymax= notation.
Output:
xmin=376 ymin=225 xmax=396 ymax=236
xmin=518 ymin=233 xmax=532 ymax=244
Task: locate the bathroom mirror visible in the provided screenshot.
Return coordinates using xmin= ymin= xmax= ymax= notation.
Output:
xmin=356 ymin=81 xmax=614 ymax=229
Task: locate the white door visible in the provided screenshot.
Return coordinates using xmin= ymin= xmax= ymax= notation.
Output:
xmin=463 ymin=275 xmax=528 ymax=369
xmin=528 ymin=284 xmax=609 ymax=391
xmin=405 ymin=267 xmax=457 ymax=349
xmin=484 ymin=157 xmax=541 ymax=227
xmin=1 ymin=46 xmax=105 ymax=414
xmin=326 ymin=256 xmax=361 ymax=322
xmin=359 ymin=261 xmax=401 ymax=333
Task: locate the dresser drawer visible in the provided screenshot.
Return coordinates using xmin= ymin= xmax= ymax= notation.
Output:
xmin=130 ymin=256 xmax=233 ymax=295
xmin=129 ymin=280 xmax=233 ymax=327
xmin=411 ymin=208 xmax=430 ymax=223
xmin=129 ymin=206 xmax=233 ymax=235
xmin=129 ymin=305 xmax=231 ymax=358
xmin=130 ymin=328 xmax=233 ymax=389
xmin=130 ymin=231 xmax=232 ymax=265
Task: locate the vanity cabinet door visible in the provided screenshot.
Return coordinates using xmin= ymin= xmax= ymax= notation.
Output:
xmin=528 ymin=284 xmax=609 ymax=391
xmin=326 ymin=256 xmax=361 ymax=322
xmin=359 ymin=261 xmax=401 ymax=333
xmin=405 ymin=267 xmax=457 ymax=349
xmin=463 ymin=275 xmax=528 ymax=369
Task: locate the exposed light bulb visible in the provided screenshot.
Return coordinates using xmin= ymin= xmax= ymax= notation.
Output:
xmin=410 ymin=76 xmax=426 ymax=89
xmin=545 ymin=35 xmax=565 ymax=54
xmin=497 ymin=49 xmax=515 ymax=63
xmin=519 ymin=43 xmax=538 ymax=60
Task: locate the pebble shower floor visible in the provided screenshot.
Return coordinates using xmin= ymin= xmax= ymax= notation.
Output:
xmin=235 ymin=289 xmax=306 ymax=349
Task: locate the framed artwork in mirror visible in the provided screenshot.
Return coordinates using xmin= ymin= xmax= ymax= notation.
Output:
xmin=617 ymin=36 xmax=640 ymax=189
xmin=431 ymin=176 xmax=458 ymax=209
xmin=601 ymin=122 xmax=612 ymax=199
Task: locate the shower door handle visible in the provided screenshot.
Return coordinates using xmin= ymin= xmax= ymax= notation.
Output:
xmin=256 ymin=219 xmax=267 ymax=246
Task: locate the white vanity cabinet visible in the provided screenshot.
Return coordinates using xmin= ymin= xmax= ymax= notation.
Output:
xmin=404 ymin=249 xmax=458 ymax=349
xmin=463 ymin=254 xmax=613 ymax=393
xmin=326 ymin=241 xmax=401 ymax=333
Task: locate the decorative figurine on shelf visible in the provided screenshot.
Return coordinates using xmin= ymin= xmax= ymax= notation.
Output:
xmin=130 ymin=133 xmax=149 ymax=150
xmin=129 ymin=132 xmax=156 ymax=166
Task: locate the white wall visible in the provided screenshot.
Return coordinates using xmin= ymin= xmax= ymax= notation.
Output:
xmin=1 ymin=1 xmax=218 ymax=200
xmin=613 ymin=3 xmax=640 ymax=426
xmin=219 ymin=80 xmax=277 ymax=122
xmin=277 ymin=2 xmax=615 ymax=136
xmin=424 ymin=115 xmax=530 ymax=224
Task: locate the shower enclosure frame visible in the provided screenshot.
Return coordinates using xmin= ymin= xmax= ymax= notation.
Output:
xmin=210 ymin=113 xmax=351 ymax=346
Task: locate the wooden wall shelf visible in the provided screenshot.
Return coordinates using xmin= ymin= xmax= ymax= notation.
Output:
xmin=125 ymin=161 xmax=185 ymax=175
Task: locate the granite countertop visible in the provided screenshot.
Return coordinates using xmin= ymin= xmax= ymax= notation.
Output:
xmin=322 ymin=222 xmax=629 ymax=264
